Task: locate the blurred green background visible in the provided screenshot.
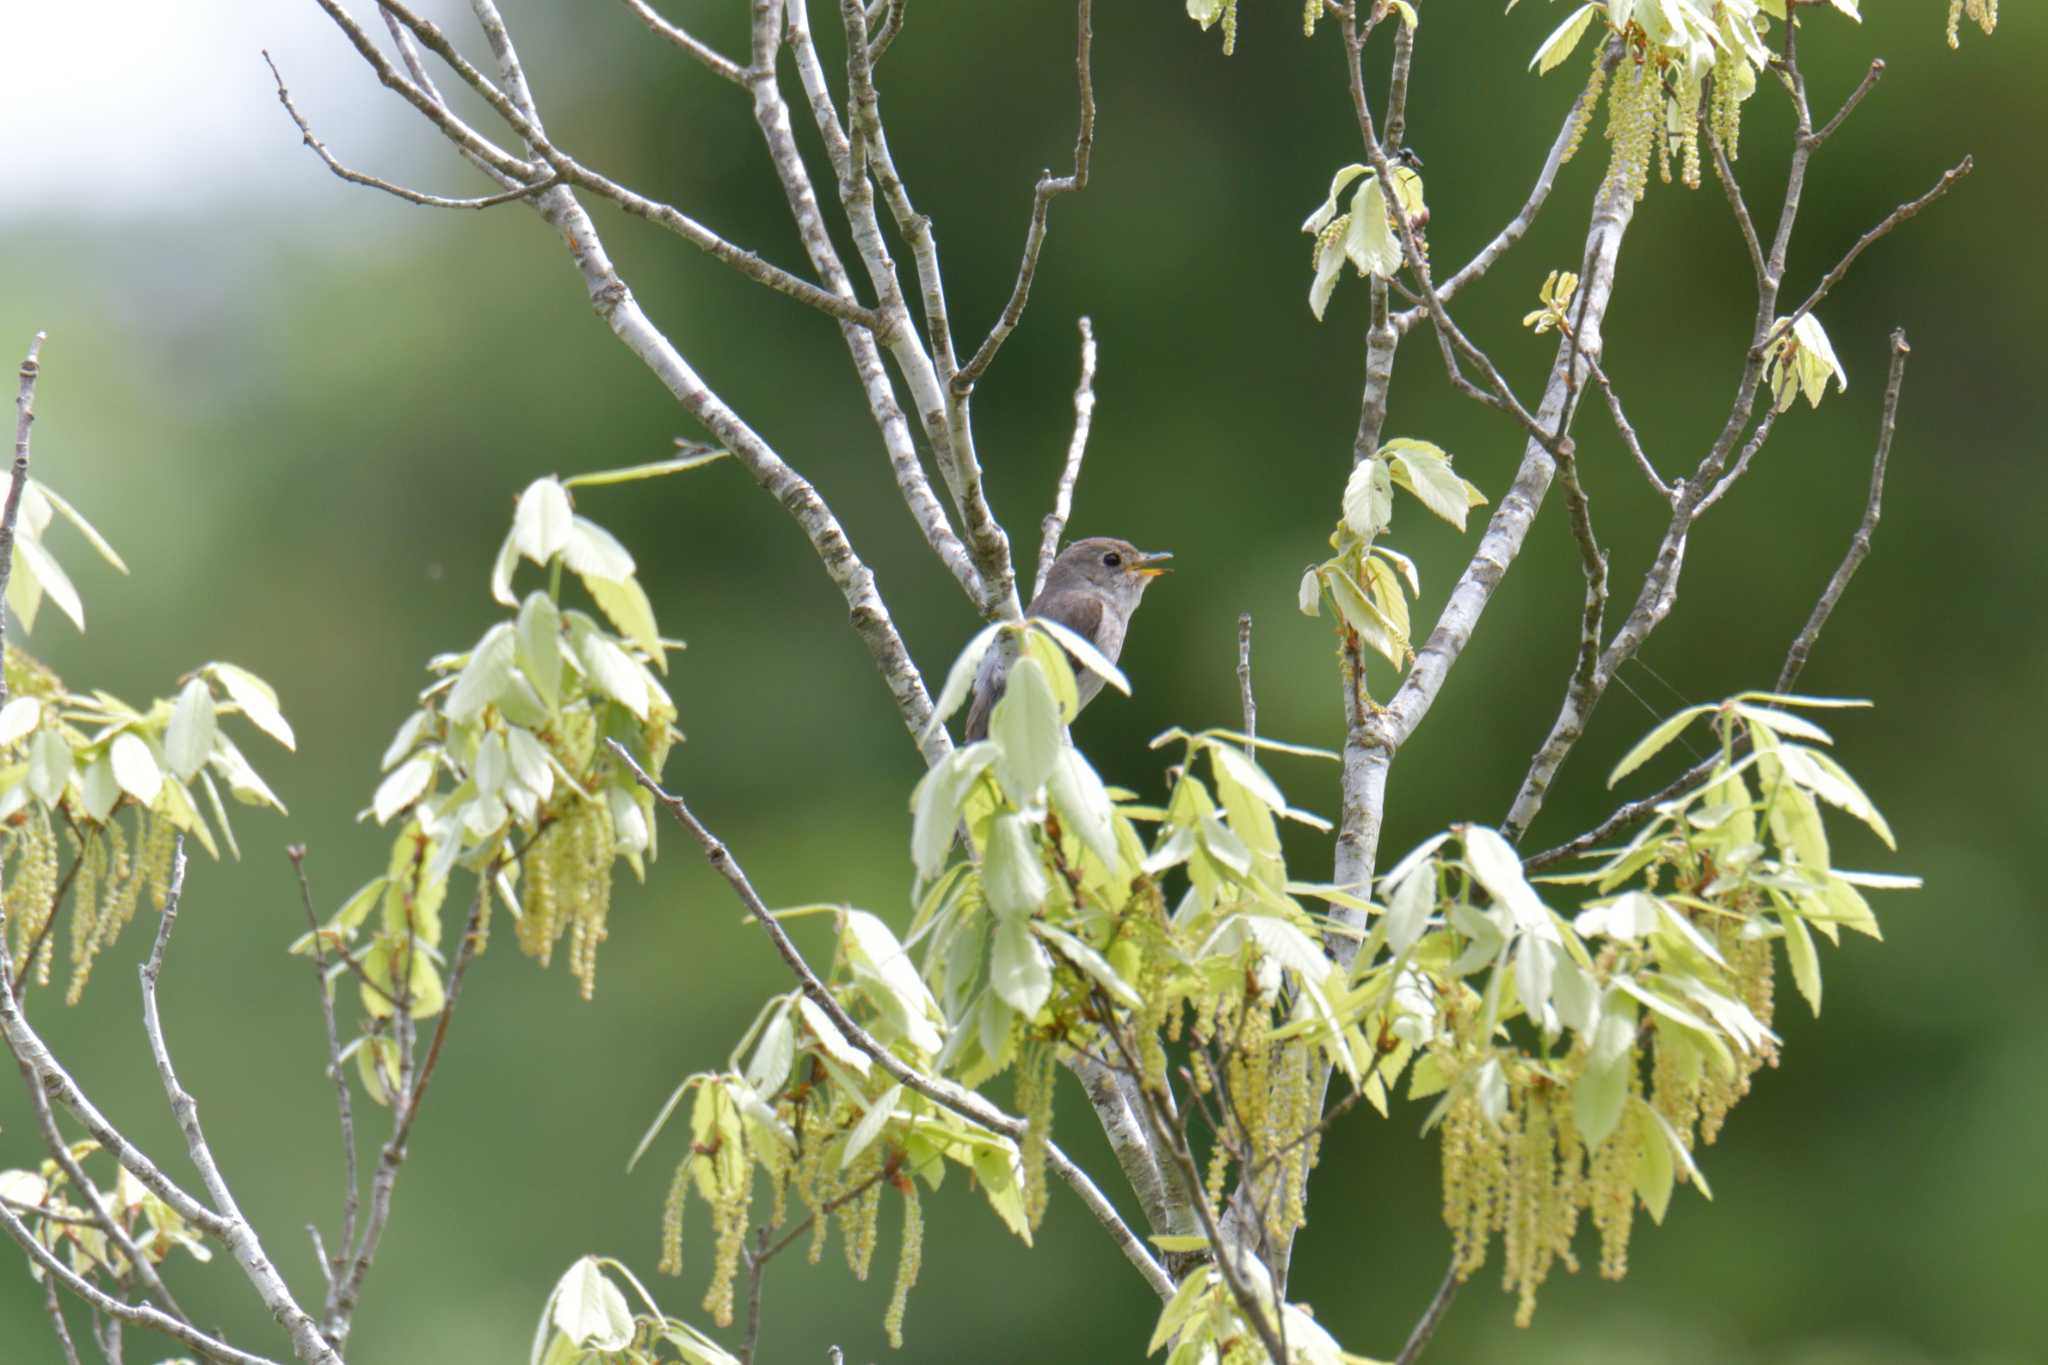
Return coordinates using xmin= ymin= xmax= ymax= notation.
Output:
xmin=0 ymin=2 xmax=2040 ymax=1361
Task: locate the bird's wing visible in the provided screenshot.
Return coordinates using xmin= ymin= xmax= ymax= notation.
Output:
xmin=963 ymin=593 xmax=1110 ymax=741
xmin=1032 ymin=590 xmax=1108 ymax=653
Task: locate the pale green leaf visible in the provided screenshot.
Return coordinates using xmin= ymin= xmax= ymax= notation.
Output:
xmin=928 ymin=623 xmax=1002 ymax=738
xmin=1031 ymin=615 xmax=1131 ymax=696
xmin=990 ymin=656 xmax=1061 ymax=799
xmin=909 ymin=741 xmax=996 ymax=881
xmin=991 ymin=916 xmax=1052 ymax=1016
xmin=1047 ymin=746 xmax=1120 ymax=870
xmin=1302 ymin=163 xmax=1371 ymax=237
xmin=164 ymin=678 xmax=219 ymax=782
xmin=515 ymin=592 xmax=563 ymax=710
xmin=548 ymin=1257 xmax=634 ymax=1353
xmin=381 ymin=711 xmax=432 ymax=772
xmin=983 ymin=813 xmax=1048 ymax=920
xmin=796 ymin=996 xmax=870 ymax=1076
xmin=208 ymin=734 xmax=286 ymax=812
xmin=1634 ymin=1102 xmax=1675 ymax=1223
xmin=373 ymin=756 xmax=434 ymax=825
xmin=1383 ymin=438 xmax=1484 ymax=532
xmin=110 ymin=732 xmax=163 ymax=805
xmin=1034 ymin=923 xmax=1142 ymax=1009
xmin=1531 ymin=2 xmax=1601 ymax=74
xmin=574 ymin=623 xmax=651 ymax=720
xmin=1608 ymin=704 xmax=1715 ymax=786
xmin=0 ymin=696 xmax=40 ymax=747
xmin=512 ymin=478 xmax=574 ymax=564
xmin=76 ymin=754 xmax=117 ymax=822
xmin=1298 ymin=566 xmax=1323 ymax=616
xmin=840 ymin=1083 xmax=904 ymax=1170
xmin=209 ymin=663 xmax=296 ymax=750
xmin=1342 ymin=456 xmax=1394 ymax=540
xmin=583 ymin=573 xmax=663 ymax=668
xmin=1782 ymin=910 xmax=1821 ymax=1014
xmin=27 ymin=728 xmax=71 ymax=805
xmin=562 ymin=449 xmax=729 ymax=488
xmin=561 ymin=516 xmax=635 ymax=582
xmin=17 ymin=538 xmax=82 ymax=630
xmin=31 ymin=480 xmax=127 ymax=573
xmin=445 ymin=623 xmax=517 ymax=724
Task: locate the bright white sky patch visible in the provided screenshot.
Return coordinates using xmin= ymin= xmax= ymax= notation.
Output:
xmin=0 ymin=2 xmax=432 ymax=222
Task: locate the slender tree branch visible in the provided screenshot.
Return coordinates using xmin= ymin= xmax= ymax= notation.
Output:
xmin=1525 ymin=329 xmax=1911 ymax=872
xmin=313 ymin=0 xmax=948 ymax=759
xmin=0 ymin=1200 xmax=277 ymax=1365
xmin=324 ymin=0 xmax=881 ymax=330
xmin=739 ymin=1164 xmax=891 ymax=1363
xmin=139 ymin=842 xmax=340 ymax=1364
xmin=1400 ymin=59 xmax=1602 ymax=322
xmin=1236 ymin=614 xmax=1257 ymax=758
xmin=1393 ymin=1252 xmax=1461 ymax=1365
xmin=1034 ymin=316 xmax=1097 ymax=598
xmin=953 ymin=0 xmax=1095 ymax=391
xmin=1779 ymin=329 xmax=1908 ymax=690
xmin=288 ymin=847 xmax=357 ymax=1297
xmin=265 ymin=52 xmax=559 ymax=209
xmin=1099 ymin=1007 xmax=1287 ymax=1362
xmin=1692 ymin=403 xmax=1782 ymax=517
xmin=326 ymin=876 xmax=488 ymax=1342
xmin=743 ymin=0 xmax=981 ymax=606
xmin=829 ymin=0 xmax=1021 ymax=619
xmin=1811 ymin=57 xmax=1884 ymax=147
xmin=1331 ymin=135 xmax=1641 ymax=944
xmin=1579 ymin=345 xmax=1668 ymax=498
xmin=619 ymin=0 xmax=747 ymax=85
xmin=43 ymin=1270 xmax=84 ymax=1365
xmin=609 ymin=742 xmax=1175 ymax=1299
xmin=1706 ymin=126 xmax=1767 ymax=289
xmin=12 ymin=1047 xmax=186 ymax=1320
xmin=1782 ymin=157 xmax=1971 ymax=334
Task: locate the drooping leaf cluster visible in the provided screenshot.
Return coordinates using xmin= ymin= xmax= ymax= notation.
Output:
xmin=1299 ymin=439 xmax=1485 ymax=683
xmin=294 ymin=472 xmax=681 ymax=1106
xmin=0 ymin=480 xmax=292 ymax=1003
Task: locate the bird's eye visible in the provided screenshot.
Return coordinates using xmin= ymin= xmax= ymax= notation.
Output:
xmin=1101 ymin=551 xmax=1122 ymax=568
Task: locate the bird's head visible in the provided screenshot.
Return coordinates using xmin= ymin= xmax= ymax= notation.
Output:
xmin=1047 ymin=536 xmax=1172 ymax=612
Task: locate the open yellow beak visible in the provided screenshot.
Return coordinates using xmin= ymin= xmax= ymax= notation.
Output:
xmin=1132 ymin=549 xmax=1172 ymax=579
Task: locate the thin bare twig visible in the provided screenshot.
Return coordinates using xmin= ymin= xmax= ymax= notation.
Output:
xmin=1706 ymin=126 xmax=1767 ymax=289
xmin=608 ymin=742 xmax=1175 ymax=1299
xmin=1236 ymin=614 xmax=1256 ymax=759
xmin=326 ymin=877 xmax=488 ymax=1343
xmin=1782 ymin=157 xmax=1971 ymax=334
xmin=739 ymin=1164 xmax=891 ymax=1363
xmin=43 ymin=1271 xmax=83 ymax=1365
xmin=953 ymin=0 xmax=1095 ymax=391
xmin=312 ymin=0 xmax=948 ymax=757
xmin=742 ymin=1 xmax=982 ymax=607
xmin=1576 ymin=344 xmax=1668 ymax=497
xmin=619 ymin=0 xmax=746 ymax=85
xmin=1812 ymin=58 xmax=1884 ymax=147
xmin=1525 ymin=329 xmax=1912 ymax=872
xmin=140 ymin=841 xmax=341 ymax=1364
xmin=1779 ymin=329 xmax=1908 ymax=689
xmin=288 ymin=846 xmax=357 ymax=1296
xmin=265 ymin=52 xmax=559 ymax=209
xmin=319 ymin=0 xmax=881 ymax=330
xmin=1393 ymin=1253 xmax=1461 ymax=1365
xmin=1034 ymin=316 xmax=1097 ymax=598
xmin=0 ymin=1199 xmax=276 ymax=1365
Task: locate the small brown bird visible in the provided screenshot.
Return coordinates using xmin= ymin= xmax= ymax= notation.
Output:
xmin=963 ymin=536 xmax=1171 ymax=742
